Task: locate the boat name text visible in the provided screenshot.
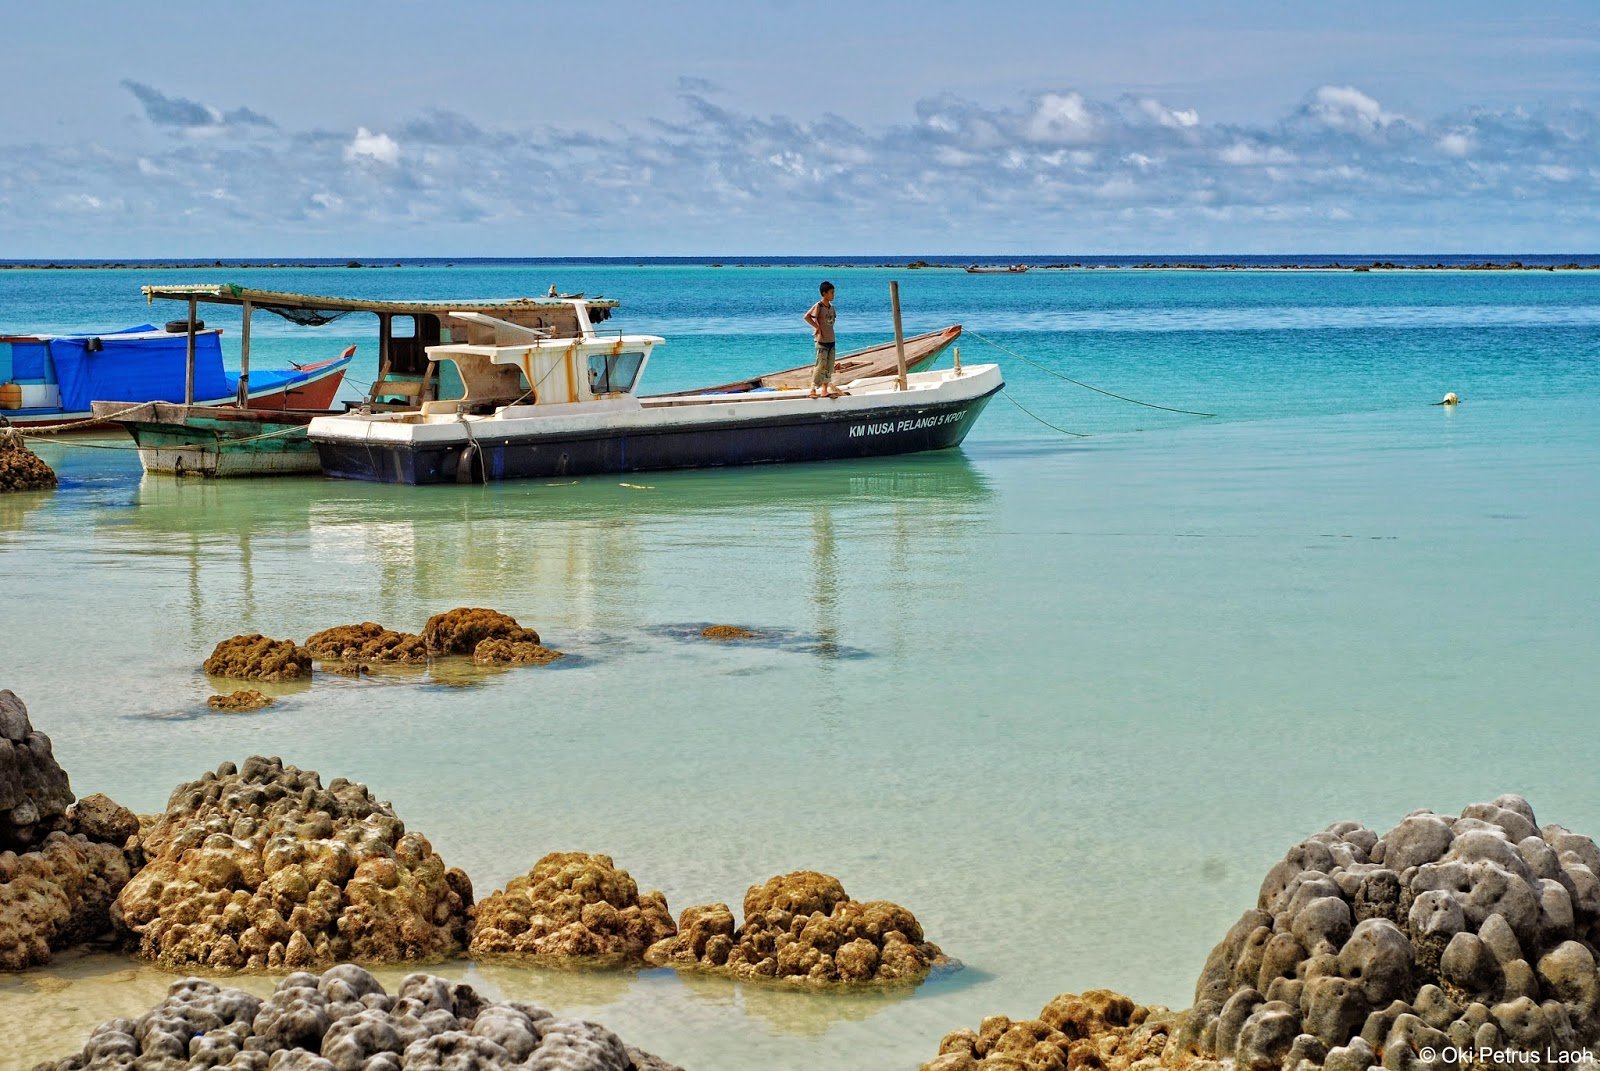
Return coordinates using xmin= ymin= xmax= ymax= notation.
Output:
xmin=848 ymin=412 xmax=964 ymax=438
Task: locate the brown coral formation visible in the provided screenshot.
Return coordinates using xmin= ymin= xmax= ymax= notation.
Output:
xmin=207 ymin=689 xmax=275 ymax=713
xmin=35 ymin=964 xmax=684 ymax=1071
xmin=644 ymin=870 xmax=944 ymax=985
xmin=474 ymin=638 xmax=565 ymax=666
xmin=1 ymin=691 xmax=138 ymax=970
xmin=921 ymin=795 xmax=1600 ymax=1071
xmin=202 ymin=633 xmax=312 ymax=681
xmin=422 ymin=607 xmax=540 ymax=655
xmin=113 ymin=755 xmax=473 ymax=970
xmin=702 ymin=624 xmax=759 ymax=640
xmin=0 ymin=428 xmax=57 ymax=493
xmin=305 ymin=622 xmax=429 ymax=664
xmin=923 ymin=990 xmax=1194 ymax=1071
xmin=469 ymin=852 xmax=676 ymax=961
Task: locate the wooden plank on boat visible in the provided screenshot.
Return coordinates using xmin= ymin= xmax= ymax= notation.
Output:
xmin=651 ymin=324 xmax=962 ymax=398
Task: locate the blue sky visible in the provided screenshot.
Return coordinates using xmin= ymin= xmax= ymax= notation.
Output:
xmin=2 ymin=1 xmax=1597 ymax=256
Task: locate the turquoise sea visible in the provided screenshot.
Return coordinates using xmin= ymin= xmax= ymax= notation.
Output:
xmin=2 ymin=263 xmax=1598 ymax=1069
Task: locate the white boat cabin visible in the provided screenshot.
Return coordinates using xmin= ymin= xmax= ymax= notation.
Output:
xmin=407 ymin=300 xmax=665 ymax=420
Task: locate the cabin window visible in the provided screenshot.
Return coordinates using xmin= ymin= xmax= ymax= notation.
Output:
xmin=587 ymin=351 xmax=644 ymax=394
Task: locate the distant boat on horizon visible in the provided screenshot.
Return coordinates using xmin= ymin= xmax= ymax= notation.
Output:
xmin=965 ymin=264 xmax=1029 ymax=274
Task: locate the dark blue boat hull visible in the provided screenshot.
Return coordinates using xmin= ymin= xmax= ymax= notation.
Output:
xmin=314 ymin=386 xmax=999 ymax=485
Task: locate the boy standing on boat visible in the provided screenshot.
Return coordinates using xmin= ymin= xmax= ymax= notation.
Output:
xmin=805 ymin=281 xmax=841 ymax=399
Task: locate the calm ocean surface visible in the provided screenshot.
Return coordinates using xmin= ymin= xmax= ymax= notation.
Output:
xmin=2 ymin=264 xmax=1598 ymax=1069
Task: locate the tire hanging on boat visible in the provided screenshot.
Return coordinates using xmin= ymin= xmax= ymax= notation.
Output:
xmin=455 ymin=441 xmax=478 ymax=484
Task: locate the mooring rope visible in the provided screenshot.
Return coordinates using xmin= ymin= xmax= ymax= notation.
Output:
xmin=965 ymin=328 xmax=1216 ymax=418
xmin=1000 ymin=390 xmax=1090 ymax=437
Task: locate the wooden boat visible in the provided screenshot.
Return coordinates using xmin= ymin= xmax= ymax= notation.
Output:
xmin=652 ymin=324 xmax=960 ymax=397
xmin=0 ymin=323 xmax=349 ymax=430
xmin=308 ymin=301 xmax=1001 ymax=485
xmin=964 ymin=264 xmax=1029 ymax=274
xmin=93 ymin=285 xmax=622 ymax=477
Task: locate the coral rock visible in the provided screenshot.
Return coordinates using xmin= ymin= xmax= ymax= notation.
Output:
xmin=473 ymin=638 xmax=565 ymax=667
xmin=1 ymin=689 xmax=75 ymax=850
xmin=469 ymin=852 xmax=676 ymax=961
xmin=2 ymin=830 xmax=133 ymax=970
xmin=202 ymin=633 xmax=312 ymax=681
xmin=701 ymin=625 xmax=758 ymax=640
xmin=1185 ymin=795 xmax=1600 ymax=1067
xmin=0 ymin=429 xmax=57 ymax=493
xmin=113 ymin=756 xmax=472 ymax=970
xmin=1 ymin=692 xmax=138 ymax=969
xmin=31 ymin=965 xmax=682 ymax=1070
xmin=920 ymin=990 xmax=1188 ymax=1071
xmin=207 ymin=689 xmax=275 ymax=713
xmin=644 ymin=870 xmax=944 ymax=985
xmin=421 ymin=608 xmax=539 ymax=655
xmin=305 ymin=622 xmax=429 ymax=665
xmin=65 ymin=793 xmax=140 ymax=846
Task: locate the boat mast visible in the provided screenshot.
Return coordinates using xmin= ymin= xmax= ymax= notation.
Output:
xmin=890 ymin=281 xmax=908 ymax=391
xmin=184 ymin=296 xmax=197 ymax=405
xmin=238 ymin=299 xmax=252 ymax=407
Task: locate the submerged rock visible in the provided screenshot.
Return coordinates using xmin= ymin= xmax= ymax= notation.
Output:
xmin=0 ymin=428 xmax=57 ymax=493
xmin=31 ymin=964 xmax=683 ymax=1070
xmin=203 ymin=634 xmax=313 ymax=681
xmin=421 ymin=607 xmax=540 ymax=656
xmin=701 ymin=625 xmax=759 ymax=640
xmin=470 ymin=852 xmax=676 ymax=962
xmin=305 ymin=622 xmax=429 ymax=665
xmin=1 ymin=691 xmax=139 ymax=970
xmin=1183 ymin=795 xmax=1600 ymax=1067
xmin=207 ymin=689 xmax=275 ymax=713
xmin=644 ymin=870 xmax=944 ymax=985
xmin=113 ymin=756 xmax=473 ymax=970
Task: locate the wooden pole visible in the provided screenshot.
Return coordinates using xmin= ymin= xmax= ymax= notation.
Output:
xmin=237 ymin=299 xmax=252 ymax=407
xmin=184 ymin=296 xmax=197 ymax=405
xmin=890 ymin=280 xmax=908 ymax=391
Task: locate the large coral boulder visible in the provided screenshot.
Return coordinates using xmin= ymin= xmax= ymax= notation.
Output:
xmin=0 ymin=428 xmax=57 ymax=493
xmin=1 ymin=689 xmax=75 ymax=850
xmin=469 ymin=852 xmax=676 ymax=961
xmin=1 ymin=692 xmax=139 ymax=970
xmin=305 ymin=622 xmax=429 ymax=665
xmin=203 ymin=633 xmax=313 ymax=681
xmin=113 ymin=756 xmax=473 ymax=970
xmin=1182 ymin=795 xmax=1600 ymax=1070
xmin=421 ymin=607 xmax=539 ymax=655
xmin=644 ymin=869 xmax=944 ymax=985
xmin=922 ymin=990 xmax=1192 ymax=1071
xmin=32 ymin=964 xmax=684 ymax=1071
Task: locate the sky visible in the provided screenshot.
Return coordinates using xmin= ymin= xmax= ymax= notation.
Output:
xmin=1 ymin=1 xmax=1597 ymax=256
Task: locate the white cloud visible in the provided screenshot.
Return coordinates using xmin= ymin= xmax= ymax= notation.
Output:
xmin=345 ymin=127 xmax=400 ymax=166
xmin=1306 ymin=85 xmax=1404 ymax=134
xmin=8 ymin=79 xmax=1600 ymax=254
xmin=1219 ymin=141 xmax=1297 ymax=166
xmin=1028 ymin=92 xmax=1096 ymax=143
xmin=1137 ymin=98 xmax=1199 ymax=129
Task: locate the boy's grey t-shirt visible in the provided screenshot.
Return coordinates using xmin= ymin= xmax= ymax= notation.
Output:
xmin=809 ymin=300 xmax=836 ymax=344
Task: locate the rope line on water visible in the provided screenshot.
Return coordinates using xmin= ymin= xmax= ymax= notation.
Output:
xmin=1000 ymin=389 xmax=1090 ymax=437
xmin=966 ymin=328 xmax=1216 ymax=418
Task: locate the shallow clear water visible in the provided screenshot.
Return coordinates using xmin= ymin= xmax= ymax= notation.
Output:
xmin=2 ymin=265 xmax=1598 ymax=1069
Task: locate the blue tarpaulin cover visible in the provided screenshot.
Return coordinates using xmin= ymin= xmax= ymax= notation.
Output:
xmin=47 ymin=328 xmax=233 ymax=410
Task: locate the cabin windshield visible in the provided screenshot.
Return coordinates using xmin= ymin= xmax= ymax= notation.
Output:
xmin=587 ymin=351 xmax=644 ymax=395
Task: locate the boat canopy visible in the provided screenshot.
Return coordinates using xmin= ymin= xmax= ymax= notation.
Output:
xmin=6 ymin=327 xmax=232 ymax=412
xmin=141 ymin=285 xmax=617 ymax=324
